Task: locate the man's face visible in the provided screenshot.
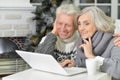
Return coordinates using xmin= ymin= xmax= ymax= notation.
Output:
xmin=56 ymin=13 xmax=76 ymax=39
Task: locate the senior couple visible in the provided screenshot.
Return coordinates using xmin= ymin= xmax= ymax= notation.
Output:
xmin=35 ymin=4 xmax=120 ymax=80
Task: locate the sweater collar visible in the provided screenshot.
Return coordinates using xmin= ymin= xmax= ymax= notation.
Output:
xmin=77 ymin=31 xmax=113 ymax=57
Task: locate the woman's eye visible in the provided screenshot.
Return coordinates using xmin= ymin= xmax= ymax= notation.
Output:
xmin=85 ymin=23 xmax=89 ymax=25
xmin=77 ymin=22 xmax=81 ymax=25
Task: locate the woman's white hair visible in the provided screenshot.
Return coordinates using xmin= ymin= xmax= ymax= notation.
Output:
xmin=77 ymin=6 xmax=115 ymax=32
xmin=56 ymin=4 xmax=80 ymax=28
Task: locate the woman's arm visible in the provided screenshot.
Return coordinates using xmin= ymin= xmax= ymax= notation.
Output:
xmin=100 ymin=46 xmax=120 ymax=79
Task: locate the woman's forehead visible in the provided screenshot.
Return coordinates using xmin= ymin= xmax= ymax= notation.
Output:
xmin=78 ymin=13 xmax=93 ymax=22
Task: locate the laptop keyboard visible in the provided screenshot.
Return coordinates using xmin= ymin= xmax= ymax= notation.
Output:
xmin=64 ymin=67 xmax=87 ymax=75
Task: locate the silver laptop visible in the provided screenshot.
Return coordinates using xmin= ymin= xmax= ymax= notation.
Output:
xmin=16 ymin=50 xmax=86 ymax=76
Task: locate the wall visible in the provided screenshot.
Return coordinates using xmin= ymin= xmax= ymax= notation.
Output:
xmin=0 ymin=0 xmax=36 ymax=37
xmin=0 ymin=0 xmax=31 ymax=7
xmin=0 ymin=0 xmax=33 ymax=76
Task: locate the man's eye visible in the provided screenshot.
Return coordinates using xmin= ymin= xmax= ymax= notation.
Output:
xmin=67 ymin=25 xmax=71 ymax=27
xmin=85 ymin=23 xmax=89 ymax=25
xmin=58 ymin=23 xmax=62 ymax=25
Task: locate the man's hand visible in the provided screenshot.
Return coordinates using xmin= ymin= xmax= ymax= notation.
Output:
xmin=60 ymin=59 xmax=76 ymax=67
xmin=51 ymin=20 xmax=58 ymax=36
xmin=113 ymin=34 xmax=120 ymax=47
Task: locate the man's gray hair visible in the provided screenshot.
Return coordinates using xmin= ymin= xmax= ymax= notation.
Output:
xmin=56 ymin=4 xmax=79 ymax=16
xmin=56 ymin=4 xmax=80 ymax=28
xmin=78 ymin=6 xmax=115 ymax=32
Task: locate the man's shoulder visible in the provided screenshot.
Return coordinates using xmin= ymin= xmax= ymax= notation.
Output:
xmin=39 ymin=33 xmax=57 ymax=44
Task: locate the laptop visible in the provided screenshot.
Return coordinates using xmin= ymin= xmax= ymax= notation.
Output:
xmin=16 ymin=50 xmax=87 ymax=76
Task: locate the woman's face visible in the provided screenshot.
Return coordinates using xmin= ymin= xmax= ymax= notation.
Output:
xmin=78 ymin=13 xmax=97 ymax=39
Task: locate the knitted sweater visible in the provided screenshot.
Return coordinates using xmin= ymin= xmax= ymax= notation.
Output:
xmin=35 ymin=31 xmax=79 ymax=62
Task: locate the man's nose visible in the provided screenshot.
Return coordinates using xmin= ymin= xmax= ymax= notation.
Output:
xmin=61 ymin=25 xmax=66 ymax=31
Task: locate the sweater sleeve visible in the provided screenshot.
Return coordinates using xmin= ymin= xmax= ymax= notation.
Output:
xmin=74 ymin=38 xmax=86 ymax=67
xmin=75 ymin=53 xmax=86 ymax=67
xmin=100 ymin=46 xmax=120 ymax=79
xmin=35 ymin=33 xmax=57 ymax=55
xmin=95 ymin=56 xmax=104 ymax=67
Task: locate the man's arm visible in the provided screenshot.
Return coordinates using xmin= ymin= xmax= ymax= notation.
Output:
xmin=35 ymin=20 xmax=58 ymax=54
xmin=113 ymin=33 xmax=120 ymax=47
xmin=35 ymin=33 xmax=57 ymax=55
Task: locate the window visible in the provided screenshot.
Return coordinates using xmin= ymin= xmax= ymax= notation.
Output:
xmin=79 ymin=0 xmax=94 ymax=3
xmin=30 ymin=0 xmax=42 ymax=6
xmin=97 ymin=0 xmax=111 ymax=3
xmin=118 ymin=0 xmax=120 ymax=19
xmin=74 ymin=0 xmax=119 ymax=19
xmin=30 ymin=0 xmax=41 ymax=3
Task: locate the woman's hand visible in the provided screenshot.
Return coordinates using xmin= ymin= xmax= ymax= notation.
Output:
xmin=59 ymin=59 xmax=76 ymax=67
xmin=79 ymin=37 xmax=95 ymax=59
xmin=113 ymin=34 xmax=120 ymax=47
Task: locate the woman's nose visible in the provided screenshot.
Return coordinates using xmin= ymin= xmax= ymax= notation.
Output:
xmin=79 ymin=25 xmax=85 ymax=31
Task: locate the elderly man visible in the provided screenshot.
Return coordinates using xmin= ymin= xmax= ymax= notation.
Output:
xmin=35 ymin=4 xmax=79 ymax=62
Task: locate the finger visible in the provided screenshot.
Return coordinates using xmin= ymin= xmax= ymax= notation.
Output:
xmin=52 ymin=21 xmax=58 ymax=35
xmin=88 ymin=37 xmax=92 ymax=45
xmin=114 ymin=42 xmax=120 ymax=47
xmin=83 ymin=39 xmax=89 ymax=44
xmin=59 ymin=60 xmax=68 ymax=67
xmin=62 ymin=59 xmax=72 ymax=67
xmin=59 ymin=62 xmax=65 ymax=67
xmin=113 ymin=34 xmax=120 ymax=37
xmin=69 ymin=60 xmax=76 ymax=67
xmin=115 ymin=44 xmax=120 ymax=47
xmin=60 ymin=62 xmax=68 ymax=67
xmin=118 ymin=44 xmax=120 ymax=47
xmin=79 ymin=44 xmax=84 ymax=48
xmin=68 ymin=64 xmax=73 ymax=67
xmin=114 ymin=37 xmax=120 ymax=43
xmin=53 ymin=21 xmax=57 ymax=29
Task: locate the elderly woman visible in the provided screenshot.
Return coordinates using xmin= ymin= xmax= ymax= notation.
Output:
xmin=61 ymin=7 xmax=120 ymax=80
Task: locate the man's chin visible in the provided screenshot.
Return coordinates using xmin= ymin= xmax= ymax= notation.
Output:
xmin=60 ymin=37 xmax=68 ymax=40
xmin=59 ymin=36 xmax=70 ymax=40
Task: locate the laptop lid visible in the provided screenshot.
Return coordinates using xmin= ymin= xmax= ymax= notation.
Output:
xmin=16 ymin=50 xmax=86 ymax=76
